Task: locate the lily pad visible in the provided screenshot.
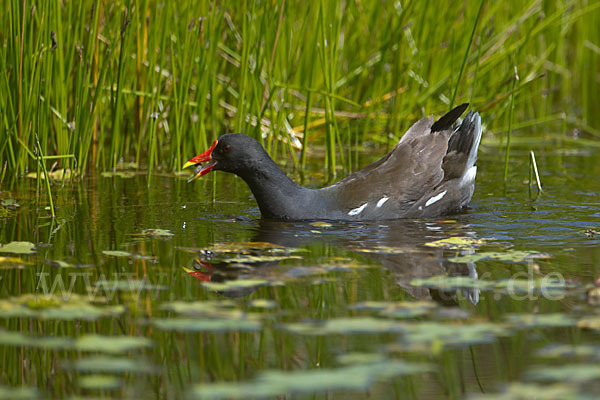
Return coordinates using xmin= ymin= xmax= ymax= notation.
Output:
xmin=75 ymin=335 xmax=153 ymax=354
xmin=505 ymin=313 xmax=577 ymax=328
xmin=469 ymin=382 xmax=584 ymax=400
xmin=0 ymin=256 xmax=33 ymax=265
xmin=576 ymin=316 xmax=600 ymax=330
xmin=410 ymin=275 xmax=576 ymax=298
xmin=191 ymin=360 xmax=432 ymax=399
xmin=101 ymin=171 xmax=137 ymax=178
xmin=152 ymin=317 xmax=261 ymax=332
xmin=45 ymin=259 xmax=74 ymax=268
xmin=102 ymin=250 xmax=154 ymax=260
xmin=69 ymin=356 xmax=154 ymax=374
xmin=410 ymin=276 xmax=495 ymax=291
xmin=26 ymin=169 xmax=76 ymax=181
xmin=79 ymin=374 xmax=122 ymax=390
xmin=400 ymin=322 xmax=510 ymax=347
xmin=225 ymin=254 xmax=303 ymax=263
xmin=349 ymin=300 xmax=438 ymax=318
xmin=1 ymin=199 xmax=20 ymax=209
xmin=351 ymin=245 xmax=409 ymax=254
xmin=0 ymin=386 xmax=39 ymax=399
xmin=0 ymin=241 xmax=36 ymax=254
xmin=424 ymin=236 xmax=486 ymax=249
xmin=248 ymin=299 xmax=278 ymax=309
xmin=160 ymin=300 xmax=252 ymax=320
xmin=94 ymin=280 xmax=167 ymax=292
xmin=201 ymin=279 xmax=269 ymax=292
xmin=281 ymin=317 xmax=407 ymax=335
xmin=102 ymin=250 xmax=132 ymax=257
xmin=309 ymin=221 xmax=332 ymax=228
xmin=336 ymin=352 xmax=387 ymax=365
xmin=0 ymin=329 xmax=73 ymax=350
xmin=536 ymin=344 xmax=600 ymax=360
xmin=526 ymin=364 xmax=600 ymax=382
xmin=200 ymin=242 xmax=289 ymax=254
xmin=449 ymin=250 xmax=551 ymax=263
xmin=139 ymin=229 xmax=174 ymax=238
xmin=0 ymin=294 xmax=125 ymax=321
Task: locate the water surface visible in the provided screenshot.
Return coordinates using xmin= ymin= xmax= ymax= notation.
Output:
xmin=1 ymin=144 xmax=599 ymax=399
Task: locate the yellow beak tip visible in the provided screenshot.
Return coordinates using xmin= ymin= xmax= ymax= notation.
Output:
xmin=182 ymin=161 xmax=195 ymax=170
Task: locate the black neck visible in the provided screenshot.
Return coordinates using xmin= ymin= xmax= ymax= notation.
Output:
xmin=237 ymin=158 xmax=313 ymax=220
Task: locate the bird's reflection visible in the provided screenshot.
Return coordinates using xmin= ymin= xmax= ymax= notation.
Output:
xmin=186 ymin=217 xmax=480 ymax=304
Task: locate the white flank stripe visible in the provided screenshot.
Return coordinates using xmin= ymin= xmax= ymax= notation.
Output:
xmin=348 ymin=203 xmax=368 ymax=216
xmin=461 ymin=166 xmax=477 ymax=186
xmin=376 ymin=197 xmax=389 ymax=208
xmin=425 ymin=190 xmax=447 ymax=207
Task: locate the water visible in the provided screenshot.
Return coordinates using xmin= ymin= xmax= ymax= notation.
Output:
xmin=1 ymin=145 xmax=599 ymax=399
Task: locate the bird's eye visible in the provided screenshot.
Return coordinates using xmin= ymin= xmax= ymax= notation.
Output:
xmin=223 ymin=144 xmax=231 ymax=153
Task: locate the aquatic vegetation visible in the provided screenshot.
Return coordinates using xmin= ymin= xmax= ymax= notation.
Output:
xmin=0 ymin=241 xmax=36 ymax=254
xmin=0 ymin=294 xmax=125 ymax=320
xmin=191 ymin=360 xmax=433 ymax=399
xmin=0 ymin=0 xmax=599 ymax=397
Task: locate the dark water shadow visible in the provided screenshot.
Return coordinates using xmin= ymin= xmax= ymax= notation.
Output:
xmin=188 ymin=217 xmax=480 ymax=304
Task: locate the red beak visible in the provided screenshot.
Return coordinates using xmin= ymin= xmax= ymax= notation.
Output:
xmin=182 ymin=140 xmax=218 ymax=181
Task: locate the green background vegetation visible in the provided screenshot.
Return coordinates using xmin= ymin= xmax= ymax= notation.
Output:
xmin=1 ymin=0 xmax=599 ymax=179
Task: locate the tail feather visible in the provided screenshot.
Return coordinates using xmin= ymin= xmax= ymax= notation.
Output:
xmin=431 ymin=103 xmax=469 ymax=132
xmin=442 ymin=111 xmax=482 ymax=180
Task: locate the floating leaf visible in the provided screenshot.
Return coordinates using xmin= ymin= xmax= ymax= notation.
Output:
xmin=281 ymin=317 xmax=407 ymax=335
xmin=218 ymin=254 xmax=302 ymax=264
xmin=153 ymin=317 xmax=261 ymax=332
xmin=526 ymin=364 xmax=600 ymax=382
xmin=202 ymin=242 xmax=288 ymax=253
xmin=336 ymin=352 xmax=387 ymax=365
xmin=45 ymin=259 xmax=73 ymax=268
xmin=102 ymin=250 xmax=132 ymax=257
xmin=410 ymin=275 xmax=576 ymax=298
xmin=424 ymin=236 xmax=486 ymax=249
xmin=350 ymin=300 xmax=437 ymax=318
xmin=26 ymin=169 xmax=76 ymax=181
xmin=469 ymin=382 xmax=583 ymax=400
xmin=1 ymin=199 xmax=20 ymax=210
xmin=101 ymin=171 xmax=137 ymax=178
xmin=0 ymin=329 xmax=73 ymax=350
xmin=449 ymin=250 xmax=551 ymax=263
xmin=494 ymin=278 xmax=576 ymax=294
xmin=410 ymin=276 xmax=495 ymax=291
xmin=536 ymin=344 xmax=600 ymax=360
xmin=0 ymin=256 xmax=32 ymax=265
xmin=94 ymin=280 xmax=167 ymax=292
xmin=309 ymin=221 xmax=332 ymax=228
xmin=69 ymin=356 xmax=154 ymax=374
xmin=391 ymin=322 xmax=510 ymax=349
xmin=79 ymin=374 xmax=122 ymax=390
xmin=0 ymin=294 xmax=125 ymax=321
xmin=160 ymin=300 xmax=248 ymax=319
xmin=191 ymin=360 xmax=432 ymax=399
xmin=577 ymin=316 xmax=600 ymax=330
xmin=201 ymin=279 xmax=269 ymax=292
xmin=505 ymin=313 xmax=577 ymax=328
xmin=351 ymin=245 xmax=409 ymax=254
xmin=102 ymin=250 xmax=154 ymax=260
xmin=75 ymin=335 xmax=153 ymax=354
xmin=0 ymin=241 xmax=36 ymax=254
xmin=0 ymin=386 xmax=39 ymax=399
xmin=248 ymin=299 xmax=278 ymax=309
xmin=139 ymin=229 xmax=174 ymax=238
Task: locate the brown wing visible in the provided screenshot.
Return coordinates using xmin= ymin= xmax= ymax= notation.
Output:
xmin=330 ymin=117 xmax=452 ymax=214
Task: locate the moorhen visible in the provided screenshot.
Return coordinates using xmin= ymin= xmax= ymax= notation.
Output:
xmin=183 ymin=103 xmax=482 ymax=220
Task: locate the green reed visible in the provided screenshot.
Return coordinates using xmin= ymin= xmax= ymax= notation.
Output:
xmin=1 ymin=0 xmax=599 ymax=181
